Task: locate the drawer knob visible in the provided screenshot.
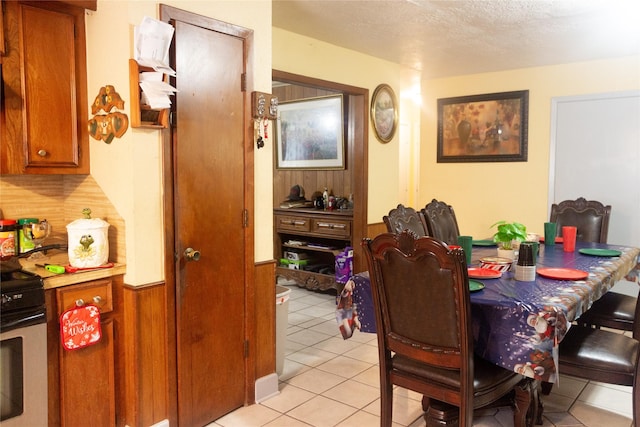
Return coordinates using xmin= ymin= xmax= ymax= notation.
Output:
xmin=93 ymin=296 xmax=102 ymax=304
xmin=38 ymin=149 xmax=48 ymax=157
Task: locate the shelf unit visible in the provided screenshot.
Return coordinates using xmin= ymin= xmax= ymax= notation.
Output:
xmin=274 ymin=208 xmax=352 ymax=292
xmin=128 ymin=59 xmax=169 ymax=129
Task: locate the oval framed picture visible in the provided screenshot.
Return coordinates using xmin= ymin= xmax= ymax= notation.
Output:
xmin=371 ymin=84 xmax=398 ymax=143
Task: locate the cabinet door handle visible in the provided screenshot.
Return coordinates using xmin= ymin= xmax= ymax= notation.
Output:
xmin=317 ymin=222 xmax=345 ymax=230
xmin=38 ymin=149 xmax=48 ymax=157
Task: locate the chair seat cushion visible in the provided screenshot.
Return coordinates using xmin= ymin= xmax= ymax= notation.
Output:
xmin=392 ymin=353 xmax=522 ymax=400
xmin=558 ymin=325 xmax=638 ymax=385
xmin=577 ymin=292 xmax=636 ymax=329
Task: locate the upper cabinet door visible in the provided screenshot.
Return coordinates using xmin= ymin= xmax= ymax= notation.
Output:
xmin=1 ymin=1 xmax=89 ymax=175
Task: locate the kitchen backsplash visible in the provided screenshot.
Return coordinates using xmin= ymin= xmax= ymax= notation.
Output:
xmin=0 ymin=175 xmax=125 ymax=264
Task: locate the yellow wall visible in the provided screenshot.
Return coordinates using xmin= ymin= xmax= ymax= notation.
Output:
xmin=85 ymin=0 xmax=273 ymax=284
xmin=420 ymin=55 xmax=640 ymax=240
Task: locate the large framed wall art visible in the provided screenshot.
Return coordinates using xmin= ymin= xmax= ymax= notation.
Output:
xmin=437 ymin=90 xmax=529 ymax=163
xmin=276 ymin=94 xmax=345 ymax=169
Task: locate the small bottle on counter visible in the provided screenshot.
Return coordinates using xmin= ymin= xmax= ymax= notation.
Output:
xmin=322 ymin=187 xmax=329 ymax=211
xmin=0 ymin=219 xmax=18 ymax=260
xmin=18 ymin=218 xmax=39 ymax=254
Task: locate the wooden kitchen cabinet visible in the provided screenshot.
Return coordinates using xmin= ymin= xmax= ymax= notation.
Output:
xmin=47 ymin=276 xmax=122 ymax=427
xmin=274 ymin=208 xmax=353 ymax=292
xmin=0 ymin=0 xmax=94 ymax=174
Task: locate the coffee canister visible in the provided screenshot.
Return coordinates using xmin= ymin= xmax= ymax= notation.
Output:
xmin=66 ymin=208 xmax=110 ymax=268
xmin=0 ymin=219 xmax=18 ymax=260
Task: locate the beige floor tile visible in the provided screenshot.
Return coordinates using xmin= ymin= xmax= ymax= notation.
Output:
xmin=261 ymin=383 xmax=316 ymax=413
xmin=346 ymin=330 xmax=377 ymax=344
xmin=278 ymin=359 xmax=312 ymax=381
xmin=308 ymin=319 xmax=342 ymax=336
xmin=321 ymin=378 xmax=380 ymax=409
xmin=287 ymin=329 xmax=333 ymax=346
xmin=311 ymin=336 xmax=364 ymax=354
xmin=285 ymin=368 xmax=347 ymax=394
xmin=287 ymin=347 xmax=338 ymax=367
xmin=350 ymin=365 xmax=380 ymax=387
xmin=342 ymin=341 xmax=380 ymax=364
xmin=315 ymin=355 xmax=373 ymax=379
xmin=571 ymin=400 xmax=632 ymax=427
xmin=296 ymin=304 xmax=337 ymax=319
xmin=286 ymin=395 xmax=358 ymax=427
xmin=263 ymin=414 xmax=313 ymax=426
xmin=213 ymin=403 xmax=281 ymax=427
xmin=577 ymin=383 xmax=633 ymax=419
xmin=363 ymin=395 xmax=424 ymax=426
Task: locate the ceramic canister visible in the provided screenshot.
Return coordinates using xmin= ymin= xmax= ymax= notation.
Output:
xmin=66 ymin=209 xmax=110 ymax=268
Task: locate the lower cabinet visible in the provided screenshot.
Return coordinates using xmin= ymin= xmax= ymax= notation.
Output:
xmin=46 ymin=276 xmax=122 ymax=427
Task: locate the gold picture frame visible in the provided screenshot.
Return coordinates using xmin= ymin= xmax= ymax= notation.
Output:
xmin=371 ymin=84 xmax=398 ymax=143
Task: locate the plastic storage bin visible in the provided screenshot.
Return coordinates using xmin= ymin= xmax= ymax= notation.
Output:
xmin=275 ymin=285 xmax=291 ymax=376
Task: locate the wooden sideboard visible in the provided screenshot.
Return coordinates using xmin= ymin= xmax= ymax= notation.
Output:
xmin=274 ymin=208 xmax=352 ymax=292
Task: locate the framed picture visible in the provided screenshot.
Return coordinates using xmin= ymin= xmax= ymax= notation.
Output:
xmin=371 ymin=84 xmax=398 ymax=143
xmin=437 ymin=90 xmax=529 ymax=163
xmin=276 ymin=95 xmax=345 ymax=169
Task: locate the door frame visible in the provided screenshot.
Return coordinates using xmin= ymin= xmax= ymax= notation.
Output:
xmin=272 ymin=70 xmax=369 ymax=273
xmin=160 ymin=5 xmax=255 ymax=425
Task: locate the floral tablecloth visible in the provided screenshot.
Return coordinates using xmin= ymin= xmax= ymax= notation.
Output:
xmin=343 ymin=241 xmax=640 ymax=383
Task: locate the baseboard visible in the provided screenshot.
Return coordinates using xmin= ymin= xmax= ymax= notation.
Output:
xmin=255 ymin=373 xmax=280 ymax=403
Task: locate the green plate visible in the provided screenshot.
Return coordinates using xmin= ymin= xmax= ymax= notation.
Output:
xmin=472 ymin=239 xmax=496 ymax=247
xmin=469 ymin=279 xmax=485 ymax=292
xmin=579 ymin=248 xmax=622 ymax=257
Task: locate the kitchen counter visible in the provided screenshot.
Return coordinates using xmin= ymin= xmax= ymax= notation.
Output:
xmin=18 ymin=249 xmax=125 ymax=289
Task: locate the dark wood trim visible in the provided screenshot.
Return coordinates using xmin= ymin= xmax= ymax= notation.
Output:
xmin=122 ymin=282 xmax=168 ymax=427
xmin=255 ymin=261 xmax=277 ymax=379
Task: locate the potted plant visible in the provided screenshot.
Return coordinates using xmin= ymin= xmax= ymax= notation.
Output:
xmin=490 ymin=221 xmax=528 ymax=260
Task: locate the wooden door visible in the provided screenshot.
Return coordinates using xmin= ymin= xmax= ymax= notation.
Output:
xmin=171 ymin=17 xmax=248 ymax=426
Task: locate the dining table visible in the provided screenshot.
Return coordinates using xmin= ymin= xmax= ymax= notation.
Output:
xmin=342 ymin=240 xmax=640 ymax=384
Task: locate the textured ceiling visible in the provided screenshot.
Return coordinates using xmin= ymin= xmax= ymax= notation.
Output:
xmin=273 ymin=0 xmax=640 ymax=78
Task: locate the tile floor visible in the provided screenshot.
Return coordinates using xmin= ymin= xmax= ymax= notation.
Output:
xmin=210 ymin=284 xmax=634 ymax=427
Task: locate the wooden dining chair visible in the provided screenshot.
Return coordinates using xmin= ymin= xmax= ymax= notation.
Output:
xmin=422 ymin=199 xmax=460 ymax=245
xmin=382 ymin=204 xmax=429 ymax=237
xmin=549 ymin=197 xmax=611 ymax=243
xmin=362 ymin=231 xmax=532 ymax=427
xmin=553 ymin=296 xmax=640 ymax=425
xmin=550 ymin=197 xmax=636 ymax=333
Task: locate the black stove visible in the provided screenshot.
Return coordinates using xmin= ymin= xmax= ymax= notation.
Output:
xmin=0 ymin=270 xmax=46 ymax=333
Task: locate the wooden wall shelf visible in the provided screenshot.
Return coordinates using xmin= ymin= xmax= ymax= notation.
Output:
xmin=128 ymin=59 xmax=169 ymax=129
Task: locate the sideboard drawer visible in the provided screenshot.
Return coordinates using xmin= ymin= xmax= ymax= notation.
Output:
xmin=311 ymin=218 xmax=351 ymax=239
xmin=56 ymin=278 xmax=113 ymax=314
xmin=276 ymin=214 xmax=311 ymax=233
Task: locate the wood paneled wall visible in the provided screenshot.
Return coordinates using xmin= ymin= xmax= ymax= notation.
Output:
xmin=121 ymin=282 xmax=168 ymax=427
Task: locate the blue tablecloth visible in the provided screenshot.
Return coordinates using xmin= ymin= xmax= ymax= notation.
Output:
xmin=343 ymin=241 xmax=640 ymax=383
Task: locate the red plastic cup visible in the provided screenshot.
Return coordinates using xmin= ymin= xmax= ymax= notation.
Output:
xmin=562 ymin=226 xmax=577 ymax=252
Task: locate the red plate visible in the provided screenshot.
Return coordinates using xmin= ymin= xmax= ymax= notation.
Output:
xmin=468 ymin=267 xmax=502 ymax=279
xmin=537 ymin=267 xmax=588 ymax=280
